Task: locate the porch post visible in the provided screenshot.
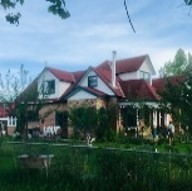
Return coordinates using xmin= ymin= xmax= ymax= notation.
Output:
xmin=153 ymin=110 xmax=157 ymax=138
xmin=8 ymin=117 xmax=10 ymax=126
xmin=159 ymin=111 xmax=162 ymax=127
xmin=136 ymin=108 xmax=139 ymax=138
xmin=117 ymin=107 xmax=123 ymax=133
xmin=164 ymin=113 xmax=169 ymax=128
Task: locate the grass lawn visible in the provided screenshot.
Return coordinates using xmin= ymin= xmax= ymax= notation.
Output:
xmin=0 ymin=136 xmax=192 ymax=191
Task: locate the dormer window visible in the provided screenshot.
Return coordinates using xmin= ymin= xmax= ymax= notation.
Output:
xmin=43 ymin=79 xmax=55 ymax=95
xmin=88 ymin=76 xmax=98 ymax=88
xmin=140 ymin=71 xmax=150 ymax=83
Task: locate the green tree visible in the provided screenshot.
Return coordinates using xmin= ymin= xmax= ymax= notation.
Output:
xmin=15 ymin=80 xmax=39 ymax=136
xmin=0 ymin=65 xmax=39 ymax=137
xmin=0 ymin=0 xmax=70 ymax=25
xmin=159 ymin=49 xmax=192 ymax=132
xmin=161 ymin=74 xmax=192 ymax=132
xmin=159 ymin=48 xmax=190 ymax=77
xmin=69 ymin=105 xmax=98 ymax=138
xmin=1 ymin=1 xmax=191 ymax=27
xmin=69 ymin=104 xmax=118 ymax=141
xmin=97 ymin=105 xmax=118 ymax=141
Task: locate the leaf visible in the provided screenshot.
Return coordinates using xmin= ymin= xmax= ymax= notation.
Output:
xmin=48 ymin=5 xmax=58 ymax=15
xmin=58 ymin=8 xmax=70 ymax=19
xmin=16 ymin=0 xmax=25 ymax=5
xmin=1 ymin=0 xmax=16 ymax=10
xmin=185 ymin=0 xmax=192 ymax=5
xmin=48 ymin=5 xmax=70 ymax=19
xmin=5 ymin=12 xmax=21 ymax=26
xmin=46 ymin=0 xmax=56 ymax=4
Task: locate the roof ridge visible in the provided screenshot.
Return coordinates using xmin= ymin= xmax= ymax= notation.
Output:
xmin=47 ymin=67 xmax=75 ymax=82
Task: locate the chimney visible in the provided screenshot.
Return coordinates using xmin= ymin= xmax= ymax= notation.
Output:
xmin=111 ymin=50 xmax=117 ymax=88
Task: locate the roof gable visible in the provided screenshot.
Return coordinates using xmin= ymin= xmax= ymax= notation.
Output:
xmin=97 ymin=55 xmax=153 ymax=74
xmin=116 ymin=55 xmax=147 ymax=74
xmin=76 ymin=66 xmax=124 ymax=97
xmin=93 ymin=67 xmax=124 ymax=97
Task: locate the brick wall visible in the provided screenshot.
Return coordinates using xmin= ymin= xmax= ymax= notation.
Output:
xmin=39 ymin=102 xmax=67 ymax=131
xmin=38 ymin=97 xmax=121 ymax=136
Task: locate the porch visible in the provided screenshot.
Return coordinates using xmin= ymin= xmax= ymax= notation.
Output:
xmin=118 ymin=102 xmax=172 ymax=139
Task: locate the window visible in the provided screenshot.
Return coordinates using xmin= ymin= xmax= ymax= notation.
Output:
xmin=43 ymin=80 xmax=55 ymax=95
xmin=88 ymin=76 xmax=98 ymax=87
xmin=139 ymin=71 xmax=150 ymax=83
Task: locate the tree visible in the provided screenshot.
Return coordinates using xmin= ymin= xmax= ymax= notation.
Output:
xmin=185 ymin=0 xmax=192 ymax=5
xmin=160 ymin=74 xmax=192 ymax=132
xmin=97 ymin=105 xmax=118 ymax=141
xmin=0 ymin=64 xmax=30 ymax=101
xmin=159 ymin=48 xmax=192 ymax=77
xmin=159 ymin=49 xmax=192 ymax=132
xmin=1 ymin=0 xmax=70 ymax=25
xmin=0 ymin=65 xmax=38 ymax=137
xmin=15 ymin=79 xmax=40 ymax=136
xmin=1 ymin=0 xmax=191 ymax=27
xmin=69 ymin=104 xmax=118 ymax=141
xmin=69 ymin=105 xmax=98 ymax=139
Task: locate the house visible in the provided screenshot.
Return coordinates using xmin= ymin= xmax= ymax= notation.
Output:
xmin=0 ymin=104 xmax=17 ymax=135
xmin=23 ymin=52 xmax=173 ymax=138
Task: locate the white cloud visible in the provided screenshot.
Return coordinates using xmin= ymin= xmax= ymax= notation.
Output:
xmin=0 ymin=0 xmax=191 ymax=79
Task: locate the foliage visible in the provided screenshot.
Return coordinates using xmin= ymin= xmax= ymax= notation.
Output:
xmin=47 ymin=0 xmax=70 ymax=19
xmin=14 ymin=78 xmax=46 ymax=136
xmin=97 ymin=105 xmax=118 ymax=141
xmin=0 ymin=0 xmax=70 ymax=25
xmin=159 ymin=48 xmax=191 ymax=77
xmin=185 ymin=0 xmax=192 ymax=5
xmin=1 ymin=1 xmax=191 ymax=28
xmin=0 ymin=64 xmax=41 ymax=135
xmin=0 ymin=64 xmax=29 ymax=102
xmin=161 ymin=73 xmax=192 ymax=131
xmin=159 ymin=49 xmax=192 ymax=131
xmin=69 ymin=105 xmax=98 ymax=137
xmin=69 ymin=104 xmax=118 ymax=141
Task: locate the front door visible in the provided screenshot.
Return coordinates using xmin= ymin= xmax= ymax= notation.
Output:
xmin=55 ymin=111 xmax=68 ymax=138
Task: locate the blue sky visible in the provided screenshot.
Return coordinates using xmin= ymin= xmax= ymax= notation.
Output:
xmin=0 ymin=0 xmax=191 ymax=80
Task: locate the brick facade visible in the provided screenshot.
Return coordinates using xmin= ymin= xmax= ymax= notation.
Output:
xmin=39 ymin=102 xmax=67 ymax=132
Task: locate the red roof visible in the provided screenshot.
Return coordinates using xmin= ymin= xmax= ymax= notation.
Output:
xmin=71 ymin=70 xmax=85 ymax=83
xmin=29 ymin=54 xmax=162 ymax=102
xmin=97 ymin=55 xmax=148 ymax=74
xmin=47 ymin=67 xmax=75 ymax=83
xmin=81 ymin=87 xmax=107 ymax=97
xmin=62 ymin=65 xmax=125 ymax=100
xmin=116 ymin=55 xmax=148 ymax=74
xmin=93 ymin=67 xmax=124 ymax=97
xmin=152 ymin=75 xmax=186 ymax=93
xmin=120 ymin=79 xmax=160 ymax=101
xmin=0 ymin=105 xmax=8 ymax=117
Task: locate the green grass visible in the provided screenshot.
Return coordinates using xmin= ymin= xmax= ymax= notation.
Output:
xmin=1 ymin=134 xmax=192 ymax=191
xmin=1 ymin=141 xmax=192 ymax=191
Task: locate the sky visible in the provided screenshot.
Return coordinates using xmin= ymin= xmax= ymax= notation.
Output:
xmin=0 ymin=0 xmax=192 ymax=80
